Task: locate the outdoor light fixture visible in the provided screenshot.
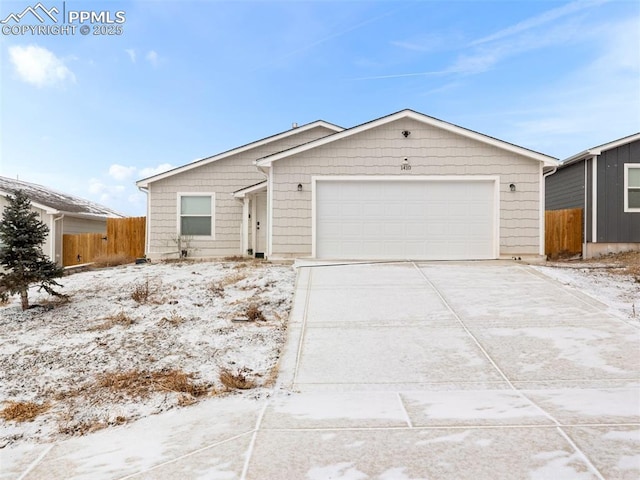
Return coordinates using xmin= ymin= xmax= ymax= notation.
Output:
xmin=297 ymin=183 xmax=303 ymax=192
xmin=401 ymin=157 xmax=411 ymax=171
xmin=402 ymin=130 xmax=411 ymax=138
xmin=510 ymin=183 xmax=516 ymax=192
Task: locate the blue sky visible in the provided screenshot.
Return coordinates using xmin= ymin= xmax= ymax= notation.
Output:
xmin=1 ymin=0 xmax=638 ymax=216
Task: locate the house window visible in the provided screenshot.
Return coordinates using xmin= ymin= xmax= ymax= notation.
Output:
xmin=624 ymin=164 xmax=640 ymax=212
xmin=178 ymin=194 xmax=215 ymax=236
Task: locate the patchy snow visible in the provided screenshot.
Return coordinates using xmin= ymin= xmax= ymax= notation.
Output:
xmin=533 ymin=264 xmax=640 ymax=327
xmin=0 ymin=260 xmax=295 ymax=447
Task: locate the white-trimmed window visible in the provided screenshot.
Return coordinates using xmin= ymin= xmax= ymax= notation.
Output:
xmin=624 ymin=164 xmax=640 ymax=212
xmin=178 ymin=193 xmax=215 ymax=236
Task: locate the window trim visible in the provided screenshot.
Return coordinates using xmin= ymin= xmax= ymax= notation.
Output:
xmin=176 ymin=192 xmax=215 ymax=238
xmin=624 ymin=164 xmax=640 ymax=213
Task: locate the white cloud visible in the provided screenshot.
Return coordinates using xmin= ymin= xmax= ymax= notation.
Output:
xmin=488 ymin=15 xmax=640 ymax=159
xmin=145 ymin=50 xmax=160 ymax=67
xmin=470 ymin=0 xmax=609 ymax=46
xmin=8 ymin=45 xmax=76 ymax=87
xmin=125 ymin=49 xmax=136 ymax=63
xmin=108 ymin=164 xmax=137 ymax=181
xmin=139 ymin=163 xmax=174 ymax=178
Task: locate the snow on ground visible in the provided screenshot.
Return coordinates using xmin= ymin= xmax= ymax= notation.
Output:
xmin=0 ymin=260 xmax=295 ymax=447
xmin=533 ymin=262 xmax=640 ymax=327
xmin=2 ymin=256 xmax=638 ymax=450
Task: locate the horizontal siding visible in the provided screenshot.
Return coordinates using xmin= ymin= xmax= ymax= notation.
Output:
xmin=545 ymin=161 xmax=585 ymax=211
xmin=271 ymin=117 xmax=542 ymax=257
xmin=147 ymin=126 xmax=335 ymax=259
xmin=62 ymin=217 xmax=106 ymax=234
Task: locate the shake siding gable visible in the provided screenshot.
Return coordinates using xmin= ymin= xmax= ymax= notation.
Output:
xmin=270 ymin=117 xmax=542 ymax=257
xmin=146 ymin=126 xmax=336 ymax=259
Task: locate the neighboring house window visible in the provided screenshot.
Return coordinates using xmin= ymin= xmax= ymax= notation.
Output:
xmin=624 ymin=164 xmax=640 ymax=212
xmin=178 ymin=194 xmax=215 ymax=236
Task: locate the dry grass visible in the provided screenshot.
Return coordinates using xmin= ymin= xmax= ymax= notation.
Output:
xmin=222 ymin=255 xmax=246 ymax=262
xmin=208 ymin=272 xmax=248 ymax=298
xmin=130 ymin=277 xmax=160 ymax=303
xmin=97 ymin=369 xmax=208 ymax=399
xmin=1 ymin=401 xmax=50 ymax=422
xmin=245 ymin=303 xmax=266 ymax=322
xmin=589 ymin=251 xmax=640 ymax=277
xmin=159 ymin=310 xmax=186 ymax=326
xmin=92 ymin=253 xmax=135 ymax=268
xmin=219 ymin=368 xmax=256 ymax=390
xmin=38 ymin=295 xmax=70 ymax=310
xmin=208 ymin=282 xmax=225 ymax=298
xmin=91 ymin=311 xmax=135 ymax=331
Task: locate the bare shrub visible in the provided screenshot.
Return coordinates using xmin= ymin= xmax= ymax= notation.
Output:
xmin=245 ymin=303 xmax=265 ymax=322
xmin=208 ymin=282 xmax=225 ymax=298
xmin=131 ymin=277 xmax=159 ymax=303
xmin=92 ymin=254 xmax=135 ymax=268
xmin=219 ymin=368 xmax=255 ymax=390
xmin=1 ymin=401 xmax=49 ymax=422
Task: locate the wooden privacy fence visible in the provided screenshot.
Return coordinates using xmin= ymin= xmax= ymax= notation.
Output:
xmin=62 ymin=217 xmax=146 ymax=266
xmin=545 ymin=208 xmax=583 ymax=257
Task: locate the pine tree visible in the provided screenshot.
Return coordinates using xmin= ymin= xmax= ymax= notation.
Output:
xmin=0 ymin=190 xmax=64 ymax=310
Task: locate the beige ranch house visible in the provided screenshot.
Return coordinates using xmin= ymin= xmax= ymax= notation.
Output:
xmin=136 ymin=109 xmax=558 ymax=261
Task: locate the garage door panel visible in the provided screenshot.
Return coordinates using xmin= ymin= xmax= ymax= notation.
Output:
xmin=316 ymin=180 xmax=496 ymax=260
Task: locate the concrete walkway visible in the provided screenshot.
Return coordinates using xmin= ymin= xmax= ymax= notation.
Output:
xmin=2 ymin=262 xmax=639 ymax=479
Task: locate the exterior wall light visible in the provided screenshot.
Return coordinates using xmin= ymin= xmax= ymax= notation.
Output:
xmin=402 ymin=130 xmax=411 ymax=138
xmin=401 ymin=158 xmax=411 ymax=171
xmin=297 ymin=183 xmax=303 ymax=192
xmin=510 ymin=183 xmax=516 ymax=192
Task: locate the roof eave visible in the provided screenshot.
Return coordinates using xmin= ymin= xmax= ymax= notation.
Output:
xmin=561 ymin=132 xmax=640 ymax=167
xmin=135 ymin=120 xmax=344 ymax=187
xmin=256 ymin=109 xmax=558 ymax=166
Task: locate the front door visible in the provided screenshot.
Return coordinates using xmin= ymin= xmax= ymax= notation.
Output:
xmin=255 ymin=192 xmax=267 ymax=258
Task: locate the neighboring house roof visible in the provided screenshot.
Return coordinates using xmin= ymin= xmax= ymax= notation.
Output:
xmin=0 ymin=176 xmax=123 ymax=218
xmin=561 ymin=132 xmax=640 ymax=167
xmin=256 ymin=109 xmax=559 ymax=168
xmin=136 ymin=120 xmax=344 ymax=188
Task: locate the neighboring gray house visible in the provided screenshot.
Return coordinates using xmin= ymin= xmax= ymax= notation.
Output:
xmin=137 ymin=109 xmax=558 ymax=261
xmin=546 ymin=133 xmax=640 ymax=258
xmin=0 ymin=176 xmax=123 ymax=265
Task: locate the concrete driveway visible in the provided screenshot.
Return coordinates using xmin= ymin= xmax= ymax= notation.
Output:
xmin=3 ymin=262 xmax=639 ymax=479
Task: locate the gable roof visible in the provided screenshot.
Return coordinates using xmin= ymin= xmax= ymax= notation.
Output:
xmin=0 ymin=176 xmax=123 ymax=218
xmin=136 ymin=120 xmax=343 ymax=188
xmin=256 ymin=109 xmax=559 ymax=168
xmin=561 ymin=132 xmax=640 ymax=167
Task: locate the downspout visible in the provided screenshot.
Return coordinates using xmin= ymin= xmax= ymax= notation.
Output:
xmin=137 ymin=185 xmax=150 ymax=257
xmin=53 ymin=214 xmax=64 ymax=266
xmin=255 ymin=161 xmax=270 ymax=258
xmin=542 ymin=166 xmax=558 ymax=257
xmin=584 ymin=161 xmax=588 ymax=258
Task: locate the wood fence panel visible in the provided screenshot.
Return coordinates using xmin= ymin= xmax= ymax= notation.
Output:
xmin=106 ymin=216 xmax=146 ymax=258
xmin=63 ymin=233 xmax=106 ymax=266
xmin=545 ymin=208 xmax=583 ymax=257
xmin=62 ymin=217 xmax=146 ymax=266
